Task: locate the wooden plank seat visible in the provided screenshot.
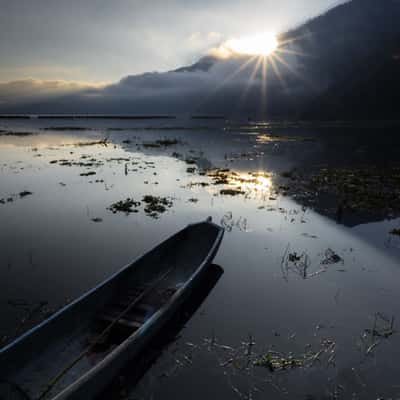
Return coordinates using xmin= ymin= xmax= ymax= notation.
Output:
xmin=98 ymin=310 xmax=143 ymax=330
xmin=110 ymin=289 xmax=147 ymax=308
xmin=97 ymin=302 xmax=156 ymax=329
xmin=97 ymin=285 xmax=177 ymax=331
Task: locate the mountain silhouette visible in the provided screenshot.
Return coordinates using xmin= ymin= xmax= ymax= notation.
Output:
xmin=1 ymin=0 xmax=400 ymax=119
xmin=285 ymin=0 xmax=400 ymax=119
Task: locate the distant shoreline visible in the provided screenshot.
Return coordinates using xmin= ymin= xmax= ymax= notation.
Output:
xmin=0 ymin=115 xmax=177 ymax=120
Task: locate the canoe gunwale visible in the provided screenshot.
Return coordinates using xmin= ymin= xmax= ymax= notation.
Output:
xmin=52 ymin=221 xmax=224 ymax=399
xmin=0 ymin=221 xmax=220 ymax=356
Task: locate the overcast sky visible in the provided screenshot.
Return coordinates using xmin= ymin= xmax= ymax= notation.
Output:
xmin=0 ymin=0 xmax=345 ymax=83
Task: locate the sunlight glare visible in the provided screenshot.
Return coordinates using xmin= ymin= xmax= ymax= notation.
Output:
xmin=226 ymin=32 xmax=278 ymax=56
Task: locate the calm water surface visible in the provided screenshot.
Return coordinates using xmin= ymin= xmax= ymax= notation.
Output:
xmin=0 ymin=118 xmax=399 ymax=399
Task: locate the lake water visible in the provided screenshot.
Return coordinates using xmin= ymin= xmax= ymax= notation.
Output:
xmin=0 ymin=117 xmax=399 ymax=399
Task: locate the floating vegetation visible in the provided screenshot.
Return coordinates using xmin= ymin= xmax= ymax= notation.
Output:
xmin=187 ymin=181 xmax=210 ymax=188
xmin=106 ymin=157 xmax=130 ymax=162
xmin=91 ymin=218 xmax=103 ymax=223
xmin=108 ymin=195 xmax=173 ymax=218
xmin=278 ymin=166 xmax=400 ymax=223
xmin=73 ymin=139 xmax=108 ymax=147
xmin=207 ymin=168 xmax=231 ymax=185
xmin=204 ymin=169 xmax=274 ymax=200
xmin=301 ymin=233 xmax=318 ymax=239
xmin=1 ymin=191 xmax=33 ymax=204
xmin=358 ymin=313 xmax=396 ymax=356
xmin=321 ymin=248 xmax=343 ymax=265
xmin=255 ymin=133 xmax=316 ymax=144
xmin=390 ymin=228 xmax=400 ymax=236
xmin=80 ymin=171 xmax=96 ymax=177
xmin=281 ymin=244 xmax=333 ymax=281
xmin=143 ymin=138 xmax=181 ymax=148
xmin=142 ymin=142 xmax=161 ymax=149
xmin=142 ymin=195 xmax=173 ymax=218
xmin=0 ymin=197 xmax=13 ymax=205
xmin=254 ymin=352 xmax=304 ymax=371
xmin=281 ymin=245 xmax=344 ymax=281
xmin=224 ymin=150 xmax=263 ymax=162
xmin=186 ymin=167 xmax=196 ymax=174
xmin=281 ymin=246 xmax=311 ymax=280
xmin=220 ymin=189 xmax=245 ymax=196
xmin=220 ymin=212 xmax=248 ymax=232
xmin=172 ymin=151 xmax=182 ymax=159
xmin=253 ymin=339 xmax=336 ymax=373
xmin=50 ymin=158 xmax=104 ymax=168
xmin=108 ymin=198 xmax=141 ymax=214
xmin=190 ymin=332 xmax=339 ymax=399
xmin=256 ymin=134 xmax=297 ymax=144
xmin=19 ymin=191 xmax=33 ymax=198
xmin=364 ymin=313 xmax=396 ymax=340
xmin=185 ymin=158 xmax=197 ymax=165
xmin=156 ymin=138 xmax=180 ymax=146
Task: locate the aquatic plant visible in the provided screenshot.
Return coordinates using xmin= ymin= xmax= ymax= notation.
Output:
xmin=143 ymin=138 xmax=181 ymax=148
xmin=274 ymin=165 xmax=400 ymax=223
xmin=108 ymin=198 xmax=141 ymax=214
xmin=219 ymin=189 xmax=245 ymax=196
xmin=321 ymin=248 xmax=343 ymax=265
xmin=254 ymin=352 xmax=304 ymax=371
xmin=80 ymin=171 xmax=96 ymax=177
xmin=142 ymin=195 xmax=173 ymax=218
xmin=19 ymin=191 xmax=33 ymax=198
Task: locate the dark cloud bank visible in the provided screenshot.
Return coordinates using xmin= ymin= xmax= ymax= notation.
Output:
xmin=2 ymin=0 xmax=400 ymax=119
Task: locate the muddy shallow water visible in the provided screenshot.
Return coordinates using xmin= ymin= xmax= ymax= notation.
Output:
xmin=0 ymin=117 xmax=400 ymax=399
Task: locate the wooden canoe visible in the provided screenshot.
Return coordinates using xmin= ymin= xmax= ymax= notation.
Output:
xmin=0 ymin=220 xmax=224 ymax=400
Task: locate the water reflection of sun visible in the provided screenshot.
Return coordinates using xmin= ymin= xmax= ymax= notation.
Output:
xmin=235 ymin=172 xmax=272 ymax=194
xmin=201 ymin=168 xmax=276 ymax=201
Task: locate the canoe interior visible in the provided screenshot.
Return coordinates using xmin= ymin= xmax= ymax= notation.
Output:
xmin=98 ymin=263 xmax=224 ymax=400
xmin=0 ymin=221 xmax=223 ymax=400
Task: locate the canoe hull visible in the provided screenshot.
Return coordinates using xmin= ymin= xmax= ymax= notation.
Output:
xmin=0 ymin=220 xmax=224 ymax=400
xmin=54 ymin=221 xmax=224 ymax=400
xmin=57 ymin=252 xmax=219 ymax=399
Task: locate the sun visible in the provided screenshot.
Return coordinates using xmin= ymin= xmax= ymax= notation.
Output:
xmin=226 ymin=32 xmax=278 ymax=56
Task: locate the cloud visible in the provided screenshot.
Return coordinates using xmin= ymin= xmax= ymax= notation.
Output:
xmin=0 ymin=43 xmax=313 ymax=116
xmin=0 ymin=0 xmax=344 ymax=82
xmin=0 ymin=79 xmax=104 ymax=105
